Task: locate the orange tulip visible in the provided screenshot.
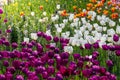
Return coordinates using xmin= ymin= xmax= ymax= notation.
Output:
xmin=103 ymin=10 xmax=109 ymax=15
xmin=111 ymin=13 xmax=119 ymax=19
xmin=91 ymin=0 xmax=97 ymax=3
xmin=73 ymin=6 xmax=77 ymax=10
xmin=87 ymin=15 xmax=92 ymax=19
xmin=111 ymin=7 xmax=116 ymax=12
xmin=20 ymin=12 xmax=24 ymax=16
xmin=39 ymin=5 xmax=43 ymax=10
xmin=107 ymin=1 xmax=112 ymax=5
xmin=87 ymin=3 xmax=93 ymax=8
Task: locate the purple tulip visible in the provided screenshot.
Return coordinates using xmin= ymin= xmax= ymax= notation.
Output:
xmin=89 ymin=75 xmax=100 ymax=80
xmin=54 ymin=48 xmax=60 ymax=53
xmin=12 ymin=42 xmax=18 ymax=48
xmin=5 ymin=72 xmax=13 ymax=80
xmin=82 ymin=69 xmax=92 ymax=78
xmin=3 ymin=60 xmax=9 ymax=67
xmin=115 ymin=50 xmax=120 ymax=56
xmin=27 ymin=43 xmax=33 ymax=48
xmin=93 ymin=42 xmax=99 ymax=49
xmin=37 ymin=31 xmax=43 ymax=37
xmin=106 ymin=60 xmax=113 ymax=67
xmin=48 ymin=59 xmax=54 ymax=65
xmin=6 ymin=67 xmax=16 ymax=74
xmin=53 ymin=36 xmax=59 ymax=42
xmin=73 ymin=53 xmax=80 ymax=59
xmin=102 ymin=45 xmax=109 ymax=50
xmin=47 ymin=77 xmax=56 ymax=80
xmin=100 ymin=76 xmax=109 ymax=80
xmin=12 ymin=60 xmax=21 ymax=69
xmin=85 ymin=43 xmax=92 ymax=49
xmin=108 ymin=46 xmax=115 ymax=51
xmin=42 ymin=71 xmax=48 ymax=79
xmin=100 ymin=67 xmax=106 ymax=75
xmin=113 ymin=34 xmax=119 ymax=42
xmin=60 ymin=52 xmax=69 ymax=59
xmin=4 ymin=41 xmax=10 ymax=46
xmin=35 ymin=66 xmax=46 ymax=74
xmin=56 ymin=73 xmax=63 ymax=80
xmin=77 ymin=60 xmax=83 ymax=68
xmin=0 ymin=74 xmax=6 ymax=80
xmin=47 ymin=66 xmax=55 ymax=74
xmin=0 ymin=9 xmax=3 ymax=14
xmin=21 ymin=42 xmax=26 ymax=47
xmin=109 ymin=74 xmax=117 ymax=80
xmin=92 ymin=65 xmax=100 ymax=72
xmin=16 ymin=75 xmax=24 ymax=80
xmin=45 ymin=35 xmax=52 ymax=41
xmin=47 ymin=51 xmax=54 ymax=58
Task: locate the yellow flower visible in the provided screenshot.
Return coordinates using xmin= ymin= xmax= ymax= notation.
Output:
xmin=46 ymin=0 xmax=48 ymax=2
xmin=20 ymin=12 xmax=24 ymax=16
xmin=28 ymin=2 xmax=31 ymax=6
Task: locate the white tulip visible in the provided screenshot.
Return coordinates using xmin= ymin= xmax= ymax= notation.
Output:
xmin=69 ymin=14 xmax=74 ymax=21
xmin=116 ymin=25 xmax=120 ymax=34
xmin=103 ymin=27 xmax=107 ymax=31
xmin=43 ymin=11 xmax=47 ymax=16
xmin=59 ymin=23 xmax=65 ymax=28
xmin=107 ymin=37 xmax=113 ymax=42
xmin=31 ymin=33 xmax=38 ymax=40
xmin=107 ymin=29 xmax=115 ymax=36
xmin=63 ymin=19 xmax=68 ymax=24
xmin=24 ymin=37 xmax=29 ymax=43
xmin=64 ymin=46 xmax=73 ymax=54
xmin=57 ymin=27 xmax=62 ymax=33
xmin=56 ymin=4 xmax=60 ymax=9
xmin=97 ymin=15 xmax=102 ymax=21
xmin=100 ymin=20 xmax=106 ymax=26
xmin=109 ymin=21 xmax=116 ymax=27
xmin=31 ymin=12 xmax=35 ymax=16
xmin=96 ymin=27 xmax=102 ymax=32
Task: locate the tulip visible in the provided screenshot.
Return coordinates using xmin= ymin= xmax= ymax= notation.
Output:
xmin=85 ymin=43 xmax=92 ymax=49
xmin=0 ymin=74 xmax=6 ymax=80
xmin=3 ymin=60 xmax=9 ymax=67
xmin=16 ymin=75 xmax=24 ymax=80
xmin=113 ymin=34 xmax=119 ymax=42
xmin=106 ymin=60 xmax=113 ymax=67
xmin=12 ymin=42 xmax=18 ymax=48
xmin=0 ymin=9 xmax=3 ymax=14
xmin=115 ymin=50 xmax=120 ymax=56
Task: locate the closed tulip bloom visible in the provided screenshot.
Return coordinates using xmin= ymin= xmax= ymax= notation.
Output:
xmin=106 ymin=60 xmax=113 ymax=67
xmin=42 ymin=71 xmax=48 ymax=79
xmin=113 ymin=34 xmax=119 ymax=42
xmin=12 ymin=60 xmax=21 ymax=69
xmin=82 ymin=69 xmax=92 ymax=78
xmin=56 ymin=73 xmax=63 ymax=80
xmin=16 ymin=75 xmax=24 ymax=80
xmin=0 ymin=74 xmax=5 ymax=80
xmin=115 ymin=50 xmax=120 ymax=56
xmin=53 ymin=36 xmax=59 ymax=42
xmin=0 ymin=9 xmax=3 ymax=14
xmin=12 ymin=42 xmax=18 ymax=48
xmin=85 ymin=43 xmax=92 ymax=49
xmin=3 ymin=60 xmax=9 ymax=67
xmin=73 ymin=53 xmax=80 ymax=59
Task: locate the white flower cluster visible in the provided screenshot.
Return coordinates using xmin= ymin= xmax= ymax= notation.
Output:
xmin=50 ymin=10 xmax=120 ymax=48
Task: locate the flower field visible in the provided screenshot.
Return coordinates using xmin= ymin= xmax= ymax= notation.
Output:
xmin=0 ymin=0 xmax=120 ymax=80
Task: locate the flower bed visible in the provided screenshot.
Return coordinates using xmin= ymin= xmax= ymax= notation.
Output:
xmin=0 ymin=0 xmax=120 ymax=80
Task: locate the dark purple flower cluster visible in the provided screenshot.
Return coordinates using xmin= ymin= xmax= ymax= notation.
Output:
xmin=0 ymin=31 xmax=119 ymax=80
